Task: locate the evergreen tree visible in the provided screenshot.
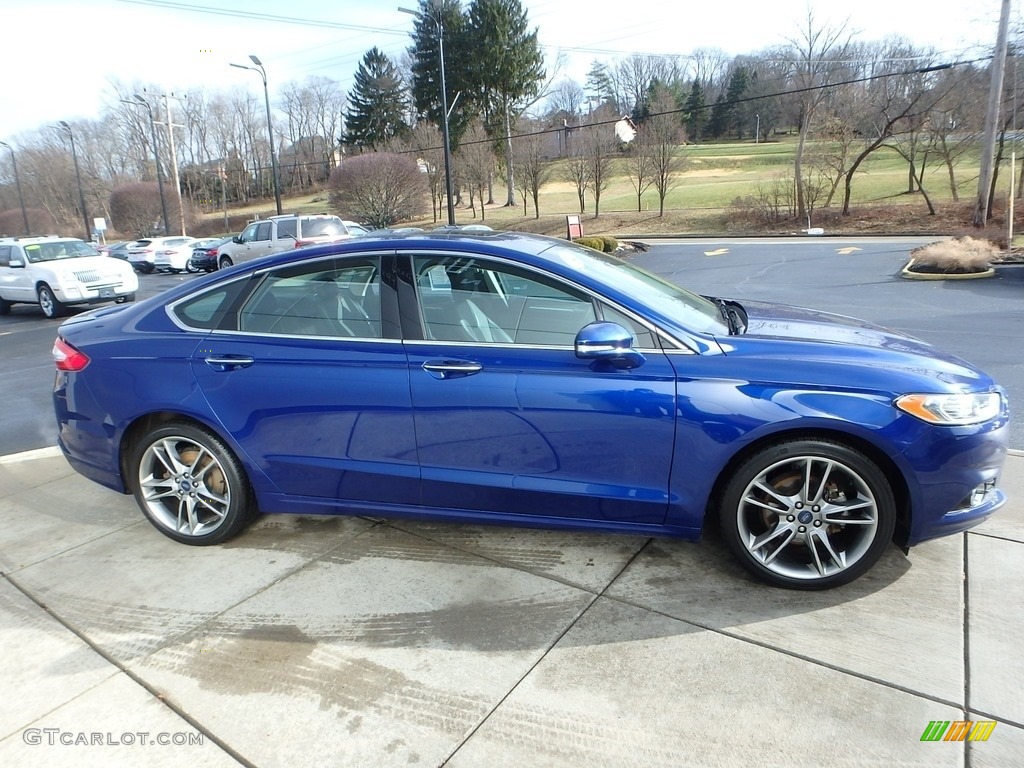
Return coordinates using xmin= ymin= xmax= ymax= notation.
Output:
xmin=724 ymin=67 xmax=751 ymax=138
xmin=466 ymin=0 xmax=545 ymax=205
xmin=683 ymin=80 xmax=707 ymax=142
xmin=408 ymin=0 xmax=475 ymax=150
xmin=343 ymin=48 xmax=409 ymax=150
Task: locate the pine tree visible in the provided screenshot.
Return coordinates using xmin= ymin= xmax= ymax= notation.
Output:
xmin=683 ymin=81 xmax=707 ymax=142
xmin=466 ymin=0 xmax=545 ymax=205
xmin=343 ymin=48 xmax=409 ymax=150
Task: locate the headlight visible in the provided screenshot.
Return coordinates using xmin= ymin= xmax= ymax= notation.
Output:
xmin=63 ymin=286 xmax=81 ymax=299
xmin=895 ymin=392 xmax=1002 ymax=425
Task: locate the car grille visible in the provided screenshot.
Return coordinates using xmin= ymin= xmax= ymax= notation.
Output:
xmin=74 ymin=269 xmax=123 ymax=287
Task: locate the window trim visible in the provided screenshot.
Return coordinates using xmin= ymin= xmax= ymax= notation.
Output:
xmin=400 ymin=249 xmax=687 ymax=352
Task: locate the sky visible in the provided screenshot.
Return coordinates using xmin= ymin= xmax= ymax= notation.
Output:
xmin=0 ymin=0 xmax=1009 ymax=141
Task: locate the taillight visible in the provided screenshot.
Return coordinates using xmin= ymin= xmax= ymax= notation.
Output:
xmin=294 ymin=240 xmax=312 ymax=248
xmin=53 ymin=338 xmax=90 ymax=372
xmin=207 ymin=248 xmax=218 ymax=256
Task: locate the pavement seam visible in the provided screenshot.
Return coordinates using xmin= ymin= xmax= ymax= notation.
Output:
xmin=964 ymin=531 xmax=972 ymax=768
xmin=2 ymin=570 xmax=252 ymax=768
xmin=437 ymin=538 xmax=655 ymax=767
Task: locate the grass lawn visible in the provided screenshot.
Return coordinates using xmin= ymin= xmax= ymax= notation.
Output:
xmin=194 ymin=135 xmax=1017 ymax=242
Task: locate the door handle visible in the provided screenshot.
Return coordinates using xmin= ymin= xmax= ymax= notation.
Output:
xmin=205 ymin=355 xmax=254 ymax=371
xmin=422 ymin=359 xmax=482 ymax=379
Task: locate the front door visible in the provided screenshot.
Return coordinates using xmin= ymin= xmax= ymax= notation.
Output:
xmin=402 ymin=253 xmax=676 ymax=525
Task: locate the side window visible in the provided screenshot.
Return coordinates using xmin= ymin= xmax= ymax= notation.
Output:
xmin=600 ymin=302 xmax=657 ymax=349
xmin=240 ymin=224 xmax=258 ymax=242
xmin=255 ymin=222 xmax=273 ymax=241
xmin=238 ymin=257 xmax=382 ymax=338
xmin=412 ymin=255 xmax=596 ymax=346
xmin=171 ymin=279 xmax=250 ymax=330
xmin=0 ymin=245 xmax=11 ymax=267
xmin=276 ymin=218 xmax=297 ymax=240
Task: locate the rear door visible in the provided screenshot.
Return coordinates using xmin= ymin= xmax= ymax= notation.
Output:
xmin=400 ymin=252 xmax=677 ymax=525
xmin=187 ymin=253 xmax=419 ymax=506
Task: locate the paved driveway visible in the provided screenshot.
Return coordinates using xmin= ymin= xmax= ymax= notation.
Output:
xmin=0 ymin=448 xmax=1021 ymax=766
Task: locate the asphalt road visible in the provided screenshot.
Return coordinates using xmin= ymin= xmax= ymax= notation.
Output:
xmin=1 ymin=238 xmax=1020 ymax=455
xmin=630 ymin=236 xmax=1024 ymax=447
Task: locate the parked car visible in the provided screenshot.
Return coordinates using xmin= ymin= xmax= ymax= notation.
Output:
xmin=0 ymin=236 xmax=137 ymax=318
xmin=98 ymin=241 xmax=133 ymax=260
xmin=215 ymin=214 xmax=359 ymax=269
xmin=342 ymin=221 xmax=371 ymax=237
xmin=51 ymin=232 xmax=1008 ymax=589
xmin=188 ymin=237 xmax=232 ymax=273
xmin=128 ymin=236 xmax=195 ymax=273
xmin=153 ymin=236 xmax=198 ymax=273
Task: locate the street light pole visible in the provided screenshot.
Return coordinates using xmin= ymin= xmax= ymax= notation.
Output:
xmin=230 ymin=55 xmax=283 ymax=215
xmin=399 ymin=5 xmax=455 ymax=225
xmin=58 ymin=121 xmax=90 ymax=241
xmin=125 ymin=95 xmax=170 ymax=235
xmin=0 ymin=140 xmax=30 ymax=235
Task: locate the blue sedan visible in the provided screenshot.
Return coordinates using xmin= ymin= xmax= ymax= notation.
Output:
xmin=51 ymin=232 xmax=1008 ymax=589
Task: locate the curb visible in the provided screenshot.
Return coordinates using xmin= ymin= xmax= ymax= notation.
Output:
xmin=900 ymin=258 xmax=996 ymax=280
xmin=0 ymin=446 xmax=62 ymax=465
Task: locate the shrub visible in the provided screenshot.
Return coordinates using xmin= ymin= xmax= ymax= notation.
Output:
xmin=909 ymin=237 xmax=998 ymax=273
xmin=598 ymin=234 xmax=619 ymax=252
xmin=573 ymin=236 xmax=605 ymax=251
xmin=328 ymin=153 xmax=429 ymax=229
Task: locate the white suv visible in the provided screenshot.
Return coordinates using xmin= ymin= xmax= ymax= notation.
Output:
xmin=0 ymin=236 xmax=139 ymax=318
xmin=215 ymin=214 xmax=357 ymax=268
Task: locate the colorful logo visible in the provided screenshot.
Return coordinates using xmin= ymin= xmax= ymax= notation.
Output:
xmin=920 ymin=720 xmax=997 ymax=742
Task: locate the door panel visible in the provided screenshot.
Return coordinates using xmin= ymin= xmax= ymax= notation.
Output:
xmin=403 ymin=254 xmax=676 ymax=524
xmin=189 ymin=255 xmax=419 ymax=505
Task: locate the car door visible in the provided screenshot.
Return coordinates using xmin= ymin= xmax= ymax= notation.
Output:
xmin=400 ymin=252 xmax=677 ymax=525
xmin=187 ymin=254 xmax=419 ymax=506
xmin=0 ymin=244 xmax=36 ymax=301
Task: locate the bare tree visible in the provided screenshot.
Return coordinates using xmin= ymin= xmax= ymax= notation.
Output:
xmin=564 ymin=127 xmax=589 ymax=213
xmin=514 ymin=118 xmax=552 ymax=218
xmin=645 ymin=91 xmax=688 ymax=216
xmin=328 ymin=153 xmax=429 ymax=228
xmin=582 ymin=121 xmax=618 ymax=218
xmin=457 ymin=121 xmax=495 ymax=220
xmin=546 ymin=78 xmax=585 ymax=119
xmin=786 ymin=11 xmax=851 ymax=221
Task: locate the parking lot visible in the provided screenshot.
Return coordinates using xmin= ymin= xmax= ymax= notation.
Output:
xmin=1 ymin=238 xmax=1021 ymax=766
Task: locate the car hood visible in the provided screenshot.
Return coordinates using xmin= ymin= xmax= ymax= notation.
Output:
xmin=718 ymin=299 xmax=993 ymax=391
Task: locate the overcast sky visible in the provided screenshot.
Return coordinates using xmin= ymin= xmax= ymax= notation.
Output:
xmin=0 ymin=0 xmax=1007 ymax=140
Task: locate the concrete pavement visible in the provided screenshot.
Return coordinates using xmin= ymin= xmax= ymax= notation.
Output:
xmin=0 ymin=447 xmax=1021 ymax=767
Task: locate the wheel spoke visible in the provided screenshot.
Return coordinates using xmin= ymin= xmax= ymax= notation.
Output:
xmin=809 ymin=528 xmax=847 ymax=574
xmin=822 ymin=500 xmax=875 ymax=524
xmin=740 ymin=493 xmax=788 ymax=515
xmin=747 ymin=523 xmax=796 ymax=564
xmin=807 ymin=459 xmax=835 ymax=504
xmin=751 ymin=480 xmax=795 ymax=509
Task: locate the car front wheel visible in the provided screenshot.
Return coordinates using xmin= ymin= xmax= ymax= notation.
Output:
xmin=218 ymin=256 xmax=232 ymax=269
xmin=37 ymin=284 xmax=67 ymax=318
xmin=131 ymin=422 xmax=256 ymax=545
xmin=719 ymin=439 xmax=896 ymax=589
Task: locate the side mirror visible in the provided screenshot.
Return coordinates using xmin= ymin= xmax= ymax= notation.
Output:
xmin=575 ymin=322 xmax=645 ymax=369
xmin=8 ymin=259 xmax=24 ymax=268
xmin=232 ymin=235 xmax=243 ymax=244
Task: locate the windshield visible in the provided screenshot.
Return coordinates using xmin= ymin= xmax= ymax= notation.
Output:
xmin=300 ymin=217 xmax=345 ymax=237
xmin=540 ymin=242 xmax=727 ymax=335
xmin=24 ymin=240 xmax=100 ymax=263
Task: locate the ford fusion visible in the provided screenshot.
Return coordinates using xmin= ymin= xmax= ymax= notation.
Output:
xmin=51 ymin=232 xmax=1008 ymax=589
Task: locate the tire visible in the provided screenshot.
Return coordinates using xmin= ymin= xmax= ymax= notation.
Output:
xmin=0 ymin=297 xmax=11 ymax=315
xmin=115 ymin=293 xmax=136 ymax=304
xmin=218 ymin=256 xmax=233 ymax=270
xmin=130 ymin=422 xmax=256 ymax=545
xmin=37 ymin=284 xmax=67 ymax=319
xmin=719 ymin=439 xmax=896 ymax=590
xmin=185 ymin=261 xmax=199 ymax=273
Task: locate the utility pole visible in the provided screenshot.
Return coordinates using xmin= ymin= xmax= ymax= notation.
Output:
xmin=148 ymin=90 xmax=188 ymax=235
xmin=973 ymin=0 xmax=1012 ymax=227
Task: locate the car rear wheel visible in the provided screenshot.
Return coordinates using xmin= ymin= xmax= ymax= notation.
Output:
xmin=185 ymin=261 xmax=200 ymax=273
xmin=0 ymin=297 xmax=11 ymax=315
xmin=719 ymin=439 xmax=896 ymax=590
xmin=131 ymin=422 xmax=255 ymax=545
xmin=37 ymin=284 xmax=67 ymax=318
xmin=218 ymin=256 xmax=232 ymax=269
